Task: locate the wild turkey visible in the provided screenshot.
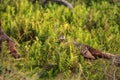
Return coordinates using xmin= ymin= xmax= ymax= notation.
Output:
xmin=73 ymin=42 xmax=115 ymax=59
xmin=59 ymin=35 xmax=120 ymax=66
xmin=0 ymin=19 xmax=20 ymax=59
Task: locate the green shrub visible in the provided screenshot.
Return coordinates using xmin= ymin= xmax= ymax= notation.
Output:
xmin=0 ymin=0 xmax=120 ymax=80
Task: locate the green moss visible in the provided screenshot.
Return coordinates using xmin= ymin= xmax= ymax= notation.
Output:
xmin=0 ymin=0 xmax=120 ymax=80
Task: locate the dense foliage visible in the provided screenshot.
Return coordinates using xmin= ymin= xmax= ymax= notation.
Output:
xmin=0 ymin=0 xmax=120 ymax=80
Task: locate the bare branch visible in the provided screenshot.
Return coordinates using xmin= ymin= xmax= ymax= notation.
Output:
xmin=53 ymin=0 xmax=73 ymax=9
xmin=32 ymin=0 xmax=73 ymax=9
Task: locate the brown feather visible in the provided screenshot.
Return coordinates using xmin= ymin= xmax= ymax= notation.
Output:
xmin=7 ymin=40 xmax=20 ymax=58
xmin=87 ymin=45 xmax=115 ymax=59
xmin=0 ymin=19 xmax=20 ymax=59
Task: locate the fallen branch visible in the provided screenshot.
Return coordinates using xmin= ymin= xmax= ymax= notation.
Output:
xmin=0 ymin=19 xmax=20 ymax=59
xmin=52 ymin=0 xmax=73 ymax=9
xmin=32 ymin=0 xmax=73 ymax=9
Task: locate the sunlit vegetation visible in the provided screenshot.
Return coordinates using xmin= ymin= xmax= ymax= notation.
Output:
xmin=0 ymin=0 xmax=120 ymax=80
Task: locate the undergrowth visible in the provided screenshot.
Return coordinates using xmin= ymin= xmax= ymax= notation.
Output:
xmin=0 ymin=0 xmax=120 ymax=80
